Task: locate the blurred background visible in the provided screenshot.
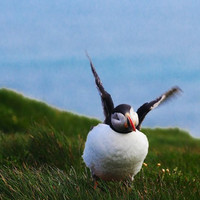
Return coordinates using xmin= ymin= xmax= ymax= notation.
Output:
xmin=0 ymin=0 xmax=199 ymax=137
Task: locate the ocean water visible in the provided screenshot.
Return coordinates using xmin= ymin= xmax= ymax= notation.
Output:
xmin=0 ymin=58 xmax=199 ymax=137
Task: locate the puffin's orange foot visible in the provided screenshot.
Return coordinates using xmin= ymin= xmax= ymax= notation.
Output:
xmin=94 ymin=181 xmax=98 ymax=189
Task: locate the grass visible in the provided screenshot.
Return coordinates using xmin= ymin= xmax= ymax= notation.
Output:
xmin=0 ymin=88 xmax=98 ymax=134
xmin=0 ymin=88 xmax=200 ymax=199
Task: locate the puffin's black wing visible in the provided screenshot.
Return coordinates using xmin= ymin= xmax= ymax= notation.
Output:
xmin=136 ymin=87 xmax=182 ymax=130
xmin=86 ymin=54 xmax=114 ymax=123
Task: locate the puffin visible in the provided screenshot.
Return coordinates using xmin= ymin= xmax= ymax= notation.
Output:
xmin=82 ymin=55 xmax=181 ymax=188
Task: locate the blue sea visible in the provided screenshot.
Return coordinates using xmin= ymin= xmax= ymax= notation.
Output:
xmin=0 ymin=58 xmax=199 ymax=137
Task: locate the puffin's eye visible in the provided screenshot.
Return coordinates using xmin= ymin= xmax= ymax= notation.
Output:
xmin=112 ymin=113 xmax=125 ymax=121
xmin=112 ymin=113 xmax=119 ymax=120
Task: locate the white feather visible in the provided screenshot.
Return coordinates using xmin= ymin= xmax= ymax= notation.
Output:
xmin=82 ymin=124 xmax=149 ymax=181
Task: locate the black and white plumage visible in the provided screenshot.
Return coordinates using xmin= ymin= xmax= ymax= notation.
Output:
xmin=82 ymin=55 xmax=181 ymax=183
xmin=136 ymin=87 xmax=182 ymax=130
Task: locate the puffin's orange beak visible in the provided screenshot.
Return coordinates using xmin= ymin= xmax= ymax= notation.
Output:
xmin=127 ymin=115 xmax=136 ymax=132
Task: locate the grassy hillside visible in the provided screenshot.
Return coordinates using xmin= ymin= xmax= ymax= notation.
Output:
xmin=0 ymin=89 xmax=199 ymax=199
xmin=0 ymin=88 xmax=99 ymax=134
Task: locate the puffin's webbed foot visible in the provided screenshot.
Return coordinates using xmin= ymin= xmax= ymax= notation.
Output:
xmin=92 ymin=173 xmax=100 ymax=190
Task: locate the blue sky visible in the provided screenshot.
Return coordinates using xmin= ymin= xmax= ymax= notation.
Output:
xmin=1 ymin=0 xmax=200 ymax=61
xmin=0 ymin=1 xmax=200 ymax=137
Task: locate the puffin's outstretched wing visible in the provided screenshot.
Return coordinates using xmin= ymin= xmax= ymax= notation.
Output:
xmin=86 ymin=54 xmax=114 ymax=123
xmin=136 ymin=87 xmax=182 ymax=130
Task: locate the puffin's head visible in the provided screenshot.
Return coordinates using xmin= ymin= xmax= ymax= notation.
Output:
xmin=110 ymin=104 xmax=139 ymax=133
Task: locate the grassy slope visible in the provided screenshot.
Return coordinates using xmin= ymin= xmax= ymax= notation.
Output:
xmin=0 ymin=89 xmax=199 ymax=199
xmin=0 ymin=88 xmax=98 ymax=134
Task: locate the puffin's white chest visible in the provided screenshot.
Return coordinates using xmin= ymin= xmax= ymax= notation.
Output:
xmin=82 ymin=124 xmax=149 ymax=181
